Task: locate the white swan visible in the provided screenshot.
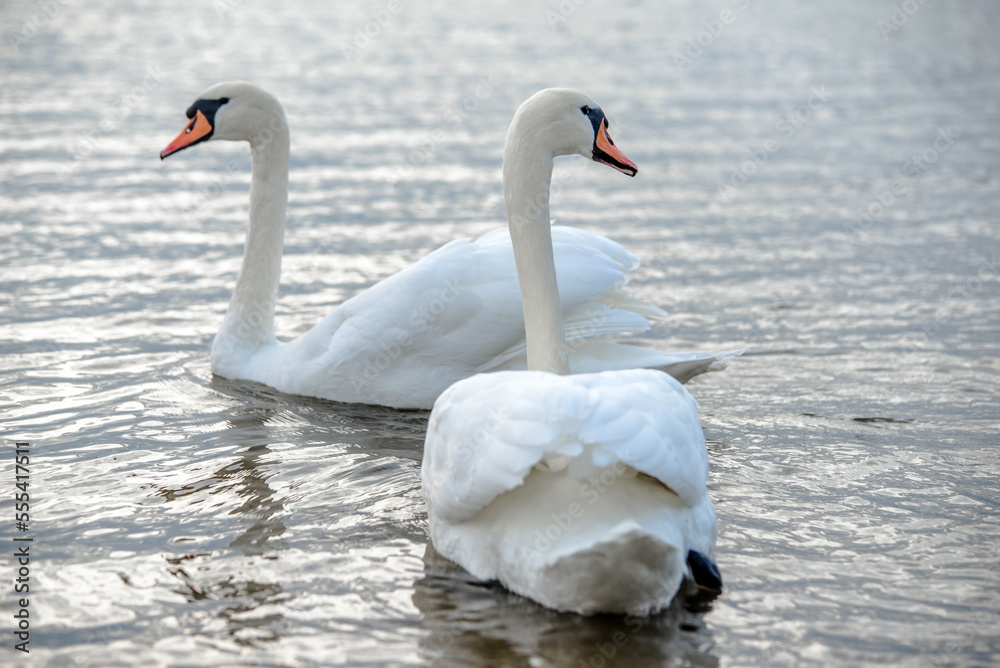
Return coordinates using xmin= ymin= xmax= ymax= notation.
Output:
xmin=161 ymin=82 xmax=732 ymax=410
xmin=421 ymin=89 xmax=721 ymax=616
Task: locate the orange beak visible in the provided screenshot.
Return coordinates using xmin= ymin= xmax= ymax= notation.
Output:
xmin=160 ymin=110 xmax=214 ymax=159
xmin=593 ymin=120 xmax=638 ymax=177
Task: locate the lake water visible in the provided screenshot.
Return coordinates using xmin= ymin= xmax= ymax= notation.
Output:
xmin=2 ymin=0 xmax=999 ymax=665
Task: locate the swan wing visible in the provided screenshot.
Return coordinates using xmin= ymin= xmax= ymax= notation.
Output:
xmin=421 ymin=368 xmax=708 ymax=525
xmin=274 ymin=226 xmax=662 ymax=408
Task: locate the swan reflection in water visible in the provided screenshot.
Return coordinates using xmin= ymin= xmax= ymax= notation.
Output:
xmin=413 ymin=543 xmax=721 ymax=667
xmin=154 ymin=383 xmax=292 ymax=644
xmin=144 ymin=373 xmax=718 ymax=661
xmin=149 ymin=376 xmax=429 ymax=648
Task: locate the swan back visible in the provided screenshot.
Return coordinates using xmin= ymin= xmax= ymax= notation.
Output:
xmin=422 ymin=368 xmax=708 ymax=526
xmin=422 ymin=368 xmax=717 ymax=614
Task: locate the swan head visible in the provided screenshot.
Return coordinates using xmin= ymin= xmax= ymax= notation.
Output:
xmin=160 ymin=82 xmax=286 ymax=159
xmin=507 ymin=88 xmax=637 ymax=177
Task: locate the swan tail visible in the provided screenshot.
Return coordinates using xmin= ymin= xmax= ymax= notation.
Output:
xmin=432 ymin=465 xmax=702 ymax=615
xmin=594 ymin=287 xmax=669 ymax=321
xmin=565 ymin=341 xmax=742 ymax=382
xmin=530 ymin=526 xmax=685 ymax=615
xmin=650 ymin=347 xmax=744 ymax=383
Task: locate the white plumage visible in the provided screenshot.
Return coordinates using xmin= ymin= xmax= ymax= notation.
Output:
xmin=161 ymin=82 xmax=733 ymax=410
xmin=421 ymin=88 xmax=721 ymax=615
xmin=244 ymin=225 xmax=727 ymax=409
xmin=422 ymin=369 xmax=717 ymax=615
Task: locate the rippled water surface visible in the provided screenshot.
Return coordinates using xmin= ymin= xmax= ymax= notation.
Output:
xmin=2 ymin=0 xmax=999 ymax=665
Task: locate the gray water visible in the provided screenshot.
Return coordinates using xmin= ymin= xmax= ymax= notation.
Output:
xmin=2 ymin=0 xmax=999 ymax=665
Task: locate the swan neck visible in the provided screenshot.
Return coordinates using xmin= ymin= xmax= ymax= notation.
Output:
xmin=503 ymin=135 xmax=570 ymax=375
xmin=217 ymin=124 xmax=290 ymax=357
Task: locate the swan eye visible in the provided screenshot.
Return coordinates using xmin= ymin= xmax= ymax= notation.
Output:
xmin=580 ymin=105 xmax=591 ymax=115
xmin=219 ymin=97 xmax=230 ymax=104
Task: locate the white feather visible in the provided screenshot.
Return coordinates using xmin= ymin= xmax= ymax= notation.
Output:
xmin=162 ymin=82 xmax=736 ymax=410
xmin=422 ymin=88 xmax=722 ymax=616
xmin=422 ymin=369 xmax=717 ymax=615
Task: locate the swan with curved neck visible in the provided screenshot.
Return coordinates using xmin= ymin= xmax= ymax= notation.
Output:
xmin=161 ymin=82 xmax=732 ymax=409
xmin=502 ymin=92 xmax=635 ymax=375
xmin=422 ymin=89 xmax=720 ymax=615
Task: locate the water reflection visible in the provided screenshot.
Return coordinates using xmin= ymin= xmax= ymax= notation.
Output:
xmin=209 ymin=375 xmax=430 ymax=457
xmin=5 ymin=0 xmax=999 ymax=663
xmin=149 ymin=393 xmax=285 ymax=543
xmin=414 ymin=544 xmax=720 ymax=667
xmin=149 ymin=393 xmax=289 ymax=647
xmin=223 ymin=443 xmax=288 ymax=556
